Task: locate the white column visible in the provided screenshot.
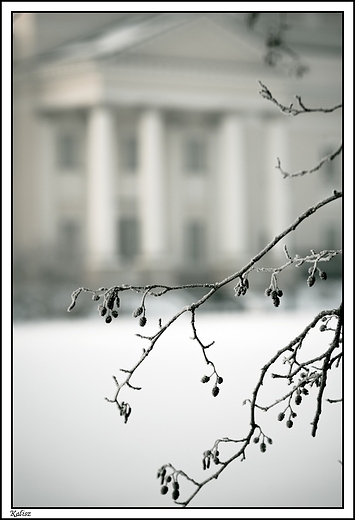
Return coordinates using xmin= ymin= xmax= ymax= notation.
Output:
xmin=86 ymin=105 xmax=117 ymax=270
xmin=218 ymin=113 xmax=248 ymax=262
xmin=39 ymin=116 xmax=57 ymax=253
xmin=266 ymin=118 xmax=292 ymax=258
xmin=138 ymin=108 xmax=167 ymax=267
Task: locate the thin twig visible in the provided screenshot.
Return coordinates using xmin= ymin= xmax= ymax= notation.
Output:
xmin=258 ymin=81 xmax=342 ymax=116
xmin=276 ymin=145 xmax=342 ymax=178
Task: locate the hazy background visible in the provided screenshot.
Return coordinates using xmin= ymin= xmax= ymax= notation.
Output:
xmin=10 ymin=7 xmax=346 ymax=515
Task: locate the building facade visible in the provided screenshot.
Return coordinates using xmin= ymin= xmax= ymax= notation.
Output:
xmin=13 ymin=13 xmax=342 ymax=291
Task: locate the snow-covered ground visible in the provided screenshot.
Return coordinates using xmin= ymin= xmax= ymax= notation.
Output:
xmin=12 ymin=300 xmax=344 ymax=510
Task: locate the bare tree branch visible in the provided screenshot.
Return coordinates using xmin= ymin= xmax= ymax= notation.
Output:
xmin=68 ymin=79 xmax=343 ymax=506
xmin=276 ymin=145 xmax=342 ymax=179
xmin=157 ymin=304 xmax=342 ymax=506
xmin=258 ymin=81 xmax=342 ymax=116
xmin=68 ymin=190 xmax=342 ymax=419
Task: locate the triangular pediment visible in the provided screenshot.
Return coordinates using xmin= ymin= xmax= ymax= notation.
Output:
xmin=125 ymin=15 xmax=263 ymax=64
xmin=43 ymin=13 xmax=265 ymax=68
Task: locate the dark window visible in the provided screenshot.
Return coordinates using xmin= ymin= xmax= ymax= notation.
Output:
xmin=57 ymin=133 xmax=79 ymax=170
xmin=119 ymin=217 xmax=140 ymax=259
xmin=183 ymin=136 xmax=206 ymax=173
xmin=185 ymin=220 xmax=205 ymax=262
xmin=58 ymin=220 xmax=80 ymax=259
xmin=121 ymin=136 xmax=138 ymax=173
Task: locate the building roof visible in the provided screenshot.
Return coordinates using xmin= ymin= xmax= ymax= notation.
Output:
xmin=13 ymin=12 xmax=342 ymax=113
xmin=31 ymin=12 xmax=342 ymax=64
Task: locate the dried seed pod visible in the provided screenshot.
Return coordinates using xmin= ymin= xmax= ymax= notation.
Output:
xmin=172 ymin=481 xmax=179 ymax=490
xmin=320 ymin=324 xmax=326 ymax=332
xmin=139 ymin=316 xmax=147 ymax=327
xmin=217 ymin=376 xmax=224 ymax=384
xmin=105 ymin=315 xmax=112 ymax=324
xmin=166 ymin=476 xmax=172 ymax=483
xmin=112 ymin=310 xmax=119 ymax=318
xmin=278 ymin=412 xmax=285 ymax=421
xmin=267 ymin=437 xmax=273 ymax=445
xmin=172 ymin=489 xmax=180 ymax=500
xmin=319 ymin=271 xmax=327 ymax=280
xmin=92 ymin=294 xmax=100 ymax=301
xmin=307 ymin=275 xmax=316 ymax=287
xmin=212 ymin=386 xmax=220 ymax=397
xmin=295 ymin=394 xmax=302 ymax=405
xmin=124 ymin=406 xmax=131 ymax=423
xmin=265 ymin=287 xmax=272 ymax=297
xmin=272 ymin=296 xmax=280 ymax=307
xmin=132 ymin=306 xmax=143 ymax=318
xmin=160 ymin=485 xmax=169 ymax=495
xmin=253 ymin=437 xmax=260 ymax=443
xmin=260 ymin=442 xmax=267 ymax=453
xmin=302 ymin=388 xmax=309 ymax=395
xmin=286 ymin=419 xmax=294 ymax=428
xmin=276 ymin=289 xmax=283 ymax=297
xmin=201 ymin=375 xmax=210 ymax=383
xmin=99 ymin=305 xmax=107 ymax=317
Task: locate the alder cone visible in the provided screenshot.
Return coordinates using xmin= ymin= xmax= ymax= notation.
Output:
xmin=172 ymin=489 xmax=180 ymax=500
xmin=212 ymin=386 xmax=220 ymax=397
xmin=160 ymin=486 xmax=168 ymax=495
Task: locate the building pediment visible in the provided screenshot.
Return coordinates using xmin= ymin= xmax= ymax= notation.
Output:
xmin=42 ymin=13 xmax=265 ymax=69
xmin=122 ymin=15 xmax=264 ymax=65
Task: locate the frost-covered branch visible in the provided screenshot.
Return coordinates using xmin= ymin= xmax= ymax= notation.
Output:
xmin=257 ymin=81 xmax=342 ymax=179
xmin=276 ymin=144 xmax=342 ymax=179
xmin=157 ymin=304 xmax=342 ymax=506
xmin=258 ymin=81 xmax=342 ymax=116
xmin=68 ymin=190 xmax=342 ymax=422
xmin=68 ymin=80 xmax=342 ymax=506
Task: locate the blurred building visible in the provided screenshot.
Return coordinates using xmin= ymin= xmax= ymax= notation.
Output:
xmin=13 ymin=12 xmax=342 ymax=292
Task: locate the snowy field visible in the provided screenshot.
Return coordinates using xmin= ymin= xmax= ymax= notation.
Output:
xmin=12 ymin=300 xmax=344 ymax=511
